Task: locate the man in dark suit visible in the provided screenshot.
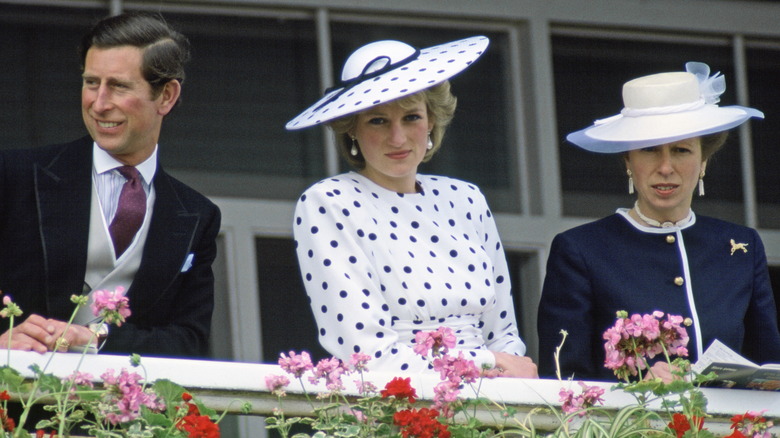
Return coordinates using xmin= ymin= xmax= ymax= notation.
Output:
xmin=0 ymin=12 xmax=221 ymax=358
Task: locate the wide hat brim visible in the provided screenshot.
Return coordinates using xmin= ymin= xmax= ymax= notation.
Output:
xmin=567 ymin=104 xmax=763 ymax=153
xmin=285 ymin=35 xmax=489 ymax=130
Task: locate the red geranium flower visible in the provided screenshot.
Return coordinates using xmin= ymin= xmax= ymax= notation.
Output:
xmin=667 ymin=413 xmax=703 ymax=438
xmin=177 ymin=414 xmax=220 ymax=438
xmin=393 ymin=408 xmax=450 ymax=438
xmin=381 ymin=377 xmax=417 ymax=403
xmin=728 ymin=411 xmax=772 ymax=438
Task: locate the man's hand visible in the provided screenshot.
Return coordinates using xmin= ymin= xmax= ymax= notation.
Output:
xmin=0 ymin=314 xmax=95 ymax=353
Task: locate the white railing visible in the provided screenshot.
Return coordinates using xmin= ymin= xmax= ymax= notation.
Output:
xmin=5 ymin=351 xmax=780 ymax=435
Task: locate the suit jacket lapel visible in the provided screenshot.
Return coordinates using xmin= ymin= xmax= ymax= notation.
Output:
xmin=128 ymin=167 xmax=200 ymax=312
xmin=34 ymin=138 xmax=93 ymax=314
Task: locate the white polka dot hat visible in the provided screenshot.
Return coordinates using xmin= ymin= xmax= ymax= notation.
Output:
xmin=285 ymin=35 xmax=490 ymax=130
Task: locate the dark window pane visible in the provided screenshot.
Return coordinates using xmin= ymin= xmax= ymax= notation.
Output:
xmin=553 ymin=34 xmax=744 ymax=223
xmin=506 ymin=251 xmax=528 ymax=341
xmin=330 ymin=24 xmax=519 ymax=212
xmin=256 ymin=237 xmax=330 ymax=363
xmin=746 ymin=46 xmax=780 ymax=229
xmin=161 ymin=13 xmax=324 ymax=200
xmin=768 ymin=266 xmax=780 ymax=330
xmin=0 ymin=4 xmax=102 ymax=149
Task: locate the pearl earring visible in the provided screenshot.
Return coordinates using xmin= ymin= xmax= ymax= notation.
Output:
xmin=350 ymin=137 xmax=358 ymax=157
xmin=698 ymin=170 xmax=705 ymax=196
xmin=627 ymin=169 xmax=634 ymax=195
xmin=427 ymin=131 xmax=433 ymax=150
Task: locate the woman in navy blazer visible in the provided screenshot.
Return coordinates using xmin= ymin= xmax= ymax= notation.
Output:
xmin=537 ymin=62 xmax=780 ymax=381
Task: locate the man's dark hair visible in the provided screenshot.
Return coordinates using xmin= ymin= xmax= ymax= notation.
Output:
xmin=79 ymin=12 xmax=191 ymax=103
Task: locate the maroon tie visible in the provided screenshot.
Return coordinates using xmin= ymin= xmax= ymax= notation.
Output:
xmin=109 ymin=166 xmax=146 ymax=257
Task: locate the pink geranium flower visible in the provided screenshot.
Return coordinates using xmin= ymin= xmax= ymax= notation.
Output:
xmin=308 ymin=357 xmax=349 ymax=392
xmin=99 ymin=368 xmax=164 ymax=425
xmin=432 ymin=380 xmax=460 ymax=418
xmin=413 ymin=327 xmax=457 ymax=357
xmin=432 ymin=352 xmax=480 ymax=385
xmin=559 ymin=382 xmax=605 ymax=417
xmin=603 ymin=311 xmax=690 ymax=381
xmin=265 ymin=374 xmax=291 ymax=395
xmin=350 ymin=352 xmax=372 ymax=372
xmin=278 ymin=350 xmax=313 ymax=378
xmin=91 ymin=287 xmax=131 ymax=326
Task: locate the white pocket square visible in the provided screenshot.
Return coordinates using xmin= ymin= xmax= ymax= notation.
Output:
xmin=181 ymin=253 xmax=195 ymax=272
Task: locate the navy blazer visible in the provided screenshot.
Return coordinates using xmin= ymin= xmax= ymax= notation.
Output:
xmin=0 ymin=136 xmax=221 ymax=358
xmin=537 ymin=212 xmax=780 ymax=381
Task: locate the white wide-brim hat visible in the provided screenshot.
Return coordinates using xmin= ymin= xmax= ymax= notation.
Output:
xmin=285 ymin=36 xmax=489 ymax=130
xmin=566 ymin=62 xmax=763 ymax=153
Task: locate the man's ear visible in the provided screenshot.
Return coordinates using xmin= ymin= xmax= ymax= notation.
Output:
xmin=157 ymin=80 xmax=182 ymax=116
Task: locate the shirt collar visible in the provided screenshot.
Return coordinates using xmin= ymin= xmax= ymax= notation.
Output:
xmin=93 ymin=142 xmax=158 ymax=185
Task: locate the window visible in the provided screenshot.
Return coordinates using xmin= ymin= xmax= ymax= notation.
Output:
xmin=160 ymin=12 xmax=324 ymax=200
xmin=0 ymin=4 xmax=101 ymax=148
xmin=256 ymin=237 xmax=329 ymax=362
xmin=746 ymin=44 xmax=780 ymax=229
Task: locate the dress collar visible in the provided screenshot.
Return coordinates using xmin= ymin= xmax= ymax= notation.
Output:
xmin=633 ymin=201 xmax=693 ymax=228
xmin=616 ymin=207 xmax=697 ymax=233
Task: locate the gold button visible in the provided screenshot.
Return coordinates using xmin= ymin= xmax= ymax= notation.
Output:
xmin=683 ymin=318 xmax=693 ymax=326
xmin=674 ymin=277 xmax=684 ymax=286
xmin=666 ymin=235 xmax=676 ymax=244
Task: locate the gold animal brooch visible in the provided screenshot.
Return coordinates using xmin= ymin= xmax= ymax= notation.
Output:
xmin=730 ymin=239 xmax=749 ymax=255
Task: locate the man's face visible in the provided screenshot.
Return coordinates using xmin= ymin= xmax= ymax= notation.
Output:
xmin=81 ymin=46 xmax=177 ymax=165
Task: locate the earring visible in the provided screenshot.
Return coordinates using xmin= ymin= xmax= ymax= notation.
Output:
xmin=698 ymin=170 xmax=705 ymax=196
xmin=350 ymin=137 xmax=358 ymax=157
xmin=426 ymin=131 xmax=433 ymax=150
xmin=627 ymin=169 xmax=634 ymax=195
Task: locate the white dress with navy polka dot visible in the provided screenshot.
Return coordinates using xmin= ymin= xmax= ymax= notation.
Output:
xmin=293 ymin=172 xmax=527 ymax=373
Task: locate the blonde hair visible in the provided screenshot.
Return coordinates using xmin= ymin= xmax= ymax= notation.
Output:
xmin=329 ymin=81 xmax=457 ymax=169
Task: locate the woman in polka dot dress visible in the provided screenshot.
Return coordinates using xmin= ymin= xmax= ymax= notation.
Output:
xmin=285 ymin=36 xmax=537 ymax=377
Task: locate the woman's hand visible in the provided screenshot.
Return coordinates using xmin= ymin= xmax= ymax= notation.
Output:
xmin=492 ymin=351 xmax=539 ymax=378
xmin=644 ymin=361 xmax=680 ymax=383
xmin=0 ymin=314 xmax=95 ymax=353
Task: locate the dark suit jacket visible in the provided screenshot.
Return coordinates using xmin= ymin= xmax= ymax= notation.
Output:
xmin=0 ymin=136 xmax=221 ymax=358
xmin=537 ymin=213 xmax=780 ymax=381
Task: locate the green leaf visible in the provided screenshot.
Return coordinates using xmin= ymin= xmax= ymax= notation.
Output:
xmin=334 ymin=424 xmax=362 ymax=437
xmin=151 ymin=379 xmax=186 ymax=402
xmin=36 ymin=372 xmax=65 ymax=393
xmin=143 ymin=410 xmax=172 ymax=428
xmin=0 ymin=365 xmax=24 ymax=389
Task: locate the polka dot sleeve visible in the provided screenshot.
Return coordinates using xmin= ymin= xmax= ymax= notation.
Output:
xmin=473 ymin=194 xmax=527 ymax=358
